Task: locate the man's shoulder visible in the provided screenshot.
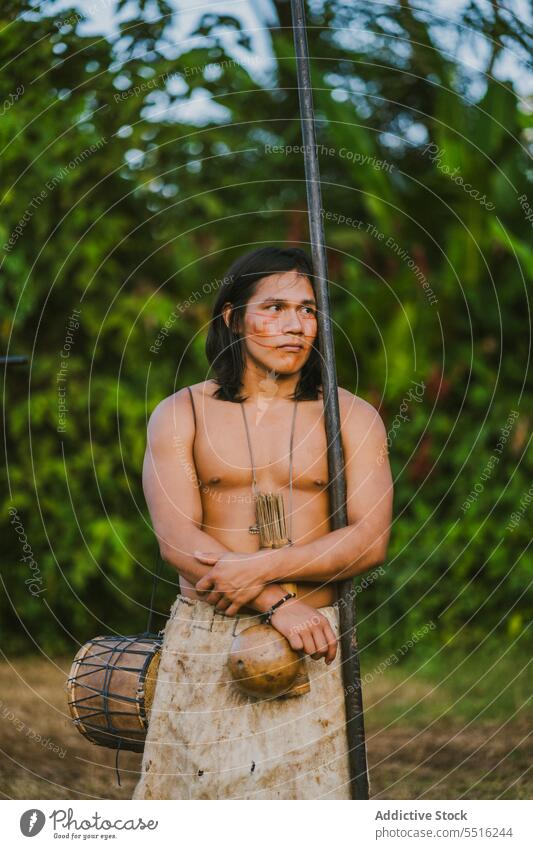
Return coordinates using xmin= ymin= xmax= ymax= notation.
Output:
xmin=151 ymin=381 xmax=216 ymax=416
xmin=337 ymin=386 xmax=386 ymax=437
xmin=187 ymin=379 xmax=219 ymax=399
xmin=147 ymin=381 xmax=217 ymax=438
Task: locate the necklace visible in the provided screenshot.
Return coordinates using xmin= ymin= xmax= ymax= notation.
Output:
xmin=238 ymin=397 xmax=307 ymax=693
xmin=240 ymin=399 xmax=298 ymax=549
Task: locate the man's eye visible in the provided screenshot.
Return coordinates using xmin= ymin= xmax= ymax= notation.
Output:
xmin=303 ymin=307 xmax=316 ymax=316
xmin=267 ymin=304 xmax=282 ymax=311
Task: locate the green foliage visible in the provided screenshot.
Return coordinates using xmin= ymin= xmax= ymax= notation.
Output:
xmin=1 ymin=1 xmax=531 ymax=656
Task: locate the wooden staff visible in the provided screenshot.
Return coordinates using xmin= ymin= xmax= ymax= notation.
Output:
xmin=289 ymin=0 xmax=370 ymax=800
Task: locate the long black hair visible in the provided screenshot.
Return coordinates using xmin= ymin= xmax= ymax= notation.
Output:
xmin=205 ymin=246 xmax=322 ymax=402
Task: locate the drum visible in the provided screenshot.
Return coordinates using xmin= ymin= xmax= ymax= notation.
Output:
xmin=67 ymin=634 xmax=162 ymax=752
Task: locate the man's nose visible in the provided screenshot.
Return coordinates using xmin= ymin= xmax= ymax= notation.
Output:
xmin=281 ymin=309 xmax=304 ymax=333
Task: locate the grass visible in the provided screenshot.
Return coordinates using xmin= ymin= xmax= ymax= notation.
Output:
xmin=362 ymin=635 xmax=531 ymax=726
xmin=360 ymin=636 xmax=531 ymax=799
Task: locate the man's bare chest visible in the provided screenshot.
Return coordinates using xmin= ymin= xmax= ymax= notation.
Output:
xmin=192 ymin=402 xmax=331 ymax=493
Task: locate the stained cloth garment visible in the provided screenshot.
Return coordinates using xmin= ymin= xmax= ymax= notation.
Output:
xmin=132 ymin=593 xmax=353 ymax=800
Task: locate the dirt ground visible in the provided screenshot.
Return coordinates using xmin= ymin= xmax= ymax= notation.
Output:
xmin=0 ymin=655 xmax=530 ymax=800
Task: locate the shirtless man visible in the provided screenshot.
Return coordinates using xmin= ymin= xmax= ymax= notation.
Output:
xmin=142 ymin=246 xmax=393 ymax=667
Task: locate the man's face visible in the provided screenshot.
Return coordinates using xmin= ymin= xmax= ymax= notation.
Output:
xmin=230 ymin=270 xmax=318 ymax=375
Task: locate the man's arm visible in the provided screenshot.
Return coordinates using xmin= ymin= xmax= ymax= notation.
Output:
xmin=265 ymin=394 xmax=393 ymax=583
xmin=142 ymin=388 xmax=291 ymax=614
xmin=195 ymin=393 xmax=393 ymax=599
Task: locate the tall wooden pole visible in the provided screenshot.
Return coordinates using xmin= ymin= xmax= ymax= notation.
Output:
xmin=289 ymin=0 xmax=370 ymax=800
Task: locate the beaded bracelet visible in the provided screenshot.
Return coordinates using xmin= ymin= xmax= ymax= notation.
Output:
xmin=261 ymin=591 xmax=296 ymax=626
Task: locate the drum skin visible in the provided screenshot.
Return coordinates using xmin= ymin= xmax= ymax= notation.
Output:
xmin=67 ymin=635 xmax=161 ymax=752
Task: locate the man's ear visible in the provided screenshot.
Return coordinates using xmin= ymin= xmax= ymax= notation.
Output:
xmin=222 ymin=301 xmax=235 ymax=331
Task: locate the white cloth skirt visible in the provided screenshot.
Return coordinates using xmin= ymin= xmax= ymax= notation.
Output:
xmin=132 ymin=594 xmax=353 ymax=799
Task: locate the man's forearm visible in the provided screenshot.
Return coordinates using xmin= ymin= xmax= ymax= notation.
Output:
xmin=266 ymin=518 xmax=389 ymax=583
xmin=160 ymin=528 xmax=230 ymax=585
xmin=246 ymin=582 xmax=294 ymax=614
xmin=160 ymin=528 xmax=288 ymax=613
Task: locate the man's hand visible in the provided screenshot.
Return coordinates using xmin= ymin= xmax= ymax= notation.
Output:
xmin=270 ymin=598 xmax=338 ymax=665
xmin=194 ymin=549 xmax=274 ymax=614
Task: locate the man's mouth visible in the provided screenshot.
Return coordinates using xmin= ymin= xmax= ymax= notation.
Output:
xmin=277 ymin=342 xmax=304 ymax=351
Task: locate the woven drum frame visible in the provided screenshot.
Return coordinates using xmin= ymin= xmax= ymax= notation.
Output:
xmin=67 ymin=634 xmax=162 ymax=753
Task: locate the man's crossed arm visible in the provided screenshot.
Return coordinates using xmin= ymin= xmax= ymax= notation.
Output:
xmin=195 ymin=394 xmax=393 ymax=612
xmin=142 ymin=390 xmax=294 ymax=617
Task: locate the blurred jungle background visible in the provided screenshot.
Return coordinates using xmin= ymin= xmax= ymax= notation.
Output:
xmin=1 ymin=0 xmax=531 ymax=799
